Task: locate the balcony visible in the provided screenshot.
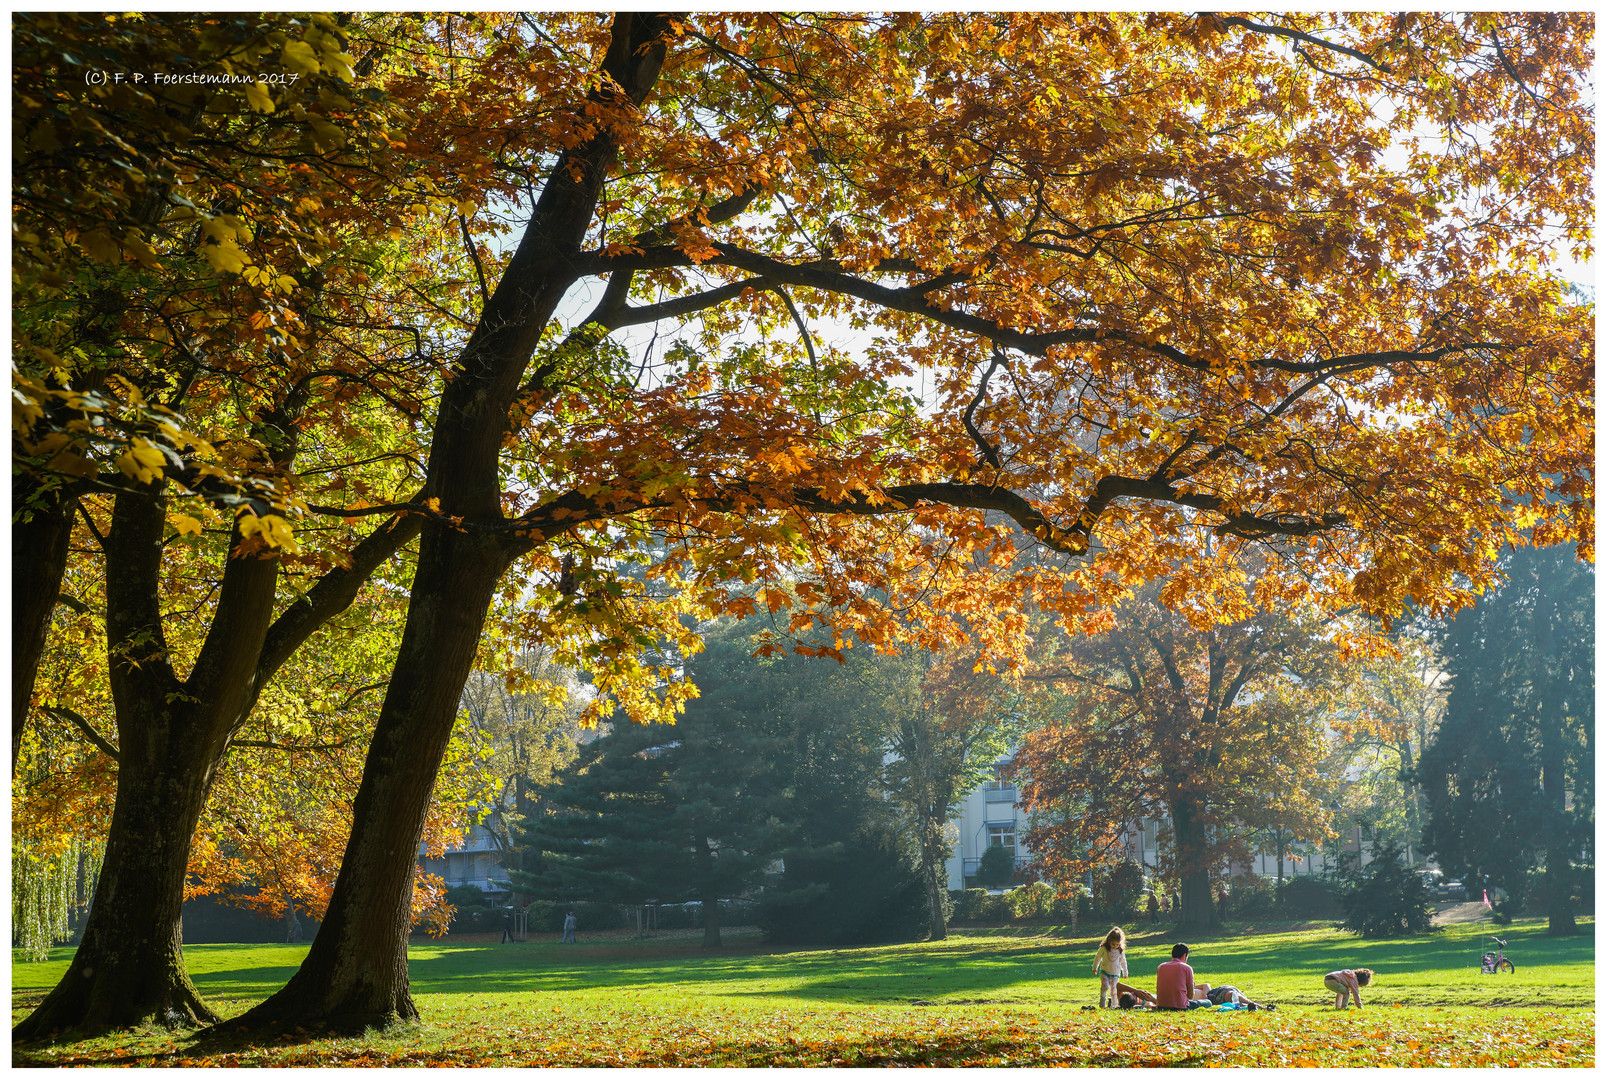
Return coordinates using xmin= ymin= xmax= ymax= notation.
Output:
xmin=983 ymin=786 xmax=1017 ymax=803
xmin=961 ymin=854 xmax=1035 ymax=878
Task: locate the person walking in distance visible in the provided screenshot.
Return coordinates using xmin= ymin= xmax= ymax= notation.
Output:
xmin=562 ymin=910 xmax=578 ymax=943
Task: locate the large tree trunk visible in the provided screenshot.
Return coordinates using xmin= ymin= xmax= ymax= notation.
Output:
xmin=12 ymin=705 xmax=221 ymax=1040
xmin=213 ymin=532 xmax=514 ymax=1032
xmin=15 ymin=487 xmax=416 ymax=1042
xmin=209 ymin=12 xmax=676 ymax=1036
xmin=12 ymin=479 xmax=76 ymax=770
xmin=1170 ymin=798 xmax=1217 ymax=935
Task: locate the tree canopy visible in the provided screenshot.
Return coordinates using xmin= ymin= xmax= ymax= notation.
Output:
xmin=12 ymin=11 xmax=1593 ymax=1039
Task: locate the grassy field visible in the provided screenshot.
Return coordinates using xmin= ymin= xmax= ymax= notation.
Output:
xmin=12 ymin=917 xmax=1593 ymax=1066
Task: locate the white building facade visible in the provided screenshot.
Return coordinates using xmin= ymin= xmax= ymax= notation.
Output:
xmin=944 ymin=756 xmax=1366 ymax=889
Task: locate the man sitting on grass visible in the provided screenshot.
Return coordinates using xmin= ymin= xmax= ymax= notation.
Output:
xmin=1155 ymin=943 xmax=1211 ymax=1010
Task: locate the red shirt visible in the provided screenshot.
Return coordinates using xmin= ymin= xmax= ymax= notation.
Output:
xmin=1155 ymin=959 xmax=1195 ymax=1010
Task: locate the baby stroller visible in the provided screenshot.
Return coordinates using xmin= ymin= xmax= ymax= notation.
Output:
xmin=1480 ymin=936 xmax=1515 ymax=974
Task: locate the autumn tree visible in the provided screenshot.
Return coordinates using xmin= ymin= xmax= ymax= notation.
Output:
xmin=18 ymin=12 xmax=1591 ymax=1037
xmin=12 ymin=11 xmax=488 ymax=1037
xmin=876 ymin=650 xmax=1018 ymax=941
xmin=1323 ymin=629 xmax=1447 ymax=865
xmin=454 ymin=648 xmax=588 ymax=899
xmin=1418 ymin=545 xmax=1594 ymax=934
xmin=234 ymin=10 xmax=1589 ymax=1032
xmin=1012 ymin=577 xmax=1343 ymax=932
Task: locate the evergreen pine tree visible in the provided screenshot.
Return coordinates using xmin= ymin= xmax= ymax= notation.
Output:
xmin=1418 ymin=545 xmax=1593 ymax=934
xmin=510 ymin=629 xmax=793 ymax=947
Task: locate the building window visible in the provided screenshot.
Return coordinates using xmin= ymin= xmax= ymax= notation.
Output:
xmin=985 ymin=765 xmax=1013 ymax=791
xmin=987 ymin=824 xmax=1015 ymax=853
xmin=1141 ymin=818 xmax=1158 ymax=851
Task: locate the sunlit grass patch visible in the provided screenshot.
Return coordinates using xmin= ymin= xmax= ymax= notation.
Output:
xmin=12 ymin=916 xmax=1593 ymax=1066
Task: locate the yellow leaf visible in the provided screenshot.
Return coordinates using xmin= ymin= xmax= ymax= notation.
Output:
xmin=80 ymin=231 xmax=121 ymax=264
xmin=172 ymin=514 xmax=203 ymax=536
xmin=281 ymin=39 xmax=321 ymax=77
xmin=202 ymin=241 xmax=250 ymax=275
xmin=122 ymin=232 xmax=163 ymax=268
xmin=130 ymin=437 xmax=166 ymax=471
xmin=115 ymin=449 xmax=159 ymax=484
xmin=243 ymin=80 xmax=275 ymax=114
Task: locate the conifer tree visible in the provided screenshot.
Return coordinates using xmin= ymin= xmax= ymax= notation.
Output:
xmin=1418 ymin=545 xmax=1594 ymax=934
xmin=512 ymin=638 xmax=792 ymax=947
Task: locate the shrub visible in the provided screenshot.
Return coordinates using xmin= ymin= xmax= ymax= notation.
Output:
xmin=948 ymin=888 xmax=988 ymax=924
xmin=1276 ymin=875 xmax=1341 ymax=918
xmin=1229 ymin=873 xmax=1277 ymax=919
xmin=1335 ymin=842 xmax=1436 ymax=938
xmin=449 ymin=905 xmax=510 ymax=934
xmin=1094 ymin=859 xmax=1145 ymax=922
xmin=977 ymin=845 xmax=1015 ymax=888
xmin=521 ymin=899 xmax=627 ymax=934
xmin=444 ymin=884 xmax=490 ymax=911
xmin=1007 ymin=881 xmax=1055 ymax=921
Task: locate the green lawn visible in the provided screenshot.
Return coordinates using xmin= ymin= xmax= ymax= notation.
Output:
xmin=12 ymin=917 xmax=1593 ymax=1066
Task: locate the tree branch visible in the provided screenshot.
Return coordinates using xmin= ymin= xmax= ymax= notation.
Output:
xmin=963 ymin=349 xmax=1007 ymax=470
xmin=45 ymin=705 xmax=120 ymax=763
xmin=1212 ymin=14 xmax=1392 ymax=75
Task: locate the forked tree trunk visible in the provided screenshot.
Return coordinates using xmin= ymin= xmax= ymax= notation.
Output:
xmin=13 ymin=709 xmax=222 ymax=1040
xmin=214 ymin=532 xmax=514 ymax=1032
xmin=15 ymin=488 xmax=414 ymax=1042
xmin=12 ymin=480 xmax=76 ymax=770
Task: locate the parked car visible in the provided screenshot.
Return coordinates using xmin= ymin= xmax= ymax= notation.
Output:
xmin=1436 ymin=880 xmax=1467 ymax=901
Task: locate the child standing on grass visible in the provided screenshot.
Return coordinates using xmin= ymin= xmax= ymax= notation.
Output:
xmin=1093 ymin=928 xmax=1129 ymax=1008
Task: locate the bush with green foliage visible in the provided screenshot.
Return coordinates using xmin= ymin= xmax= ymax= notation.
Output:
xmin=1229 ymin=873 xmax=1278 ymax=919
xmin=445 ymin=884 xmax=490 ymax=911
xmin=946 ymin=882 xmax=1077 ymax=928
xmin=1006 ymin=880 xmax=1054 ymax=921
xmin=1093 ymin=858 xmax=1146 ymax=922
xmin=1336 ymin=842 xmax=1436 ymax=938
xmin=1276 ymin=875 xmax=1342 ymax=918
xmin=448 ymin=906 xmax=510 ymax=934
xmin=948 ymin=889 xmax=988 ymax=923
xmin=976 ymin=844 xmax=1016 ymax=888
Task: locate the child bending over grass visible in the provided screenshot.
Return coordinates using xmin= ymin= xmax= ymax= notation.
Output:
xmin=1324 ymin=968 xmax=1373 ymax=1009
xmin=1093 ymin=927 xmax=1129 ymax=1008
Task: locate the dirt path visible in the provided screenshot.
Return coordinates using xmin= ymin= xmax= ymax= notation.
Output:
xmin=1432 ymin=901 xmax=1493 ymax=926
